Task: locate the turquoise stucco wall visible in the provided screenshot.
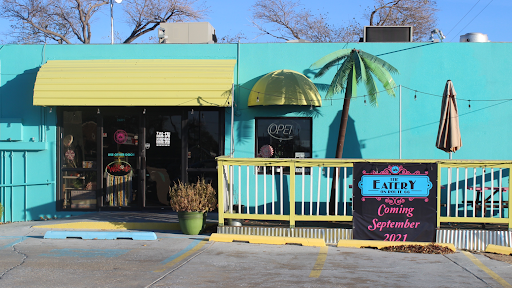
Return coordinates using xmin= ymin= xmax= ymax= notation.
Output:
xmin=0 ymin=44 xmax=236 ymax=221
xmin=228 ymin=42 xmax=512 ymax=160
xmin=225 ymin=42 xmax=512 ymax=215
xmin=1 ymin=42 xmax=511 ymax=220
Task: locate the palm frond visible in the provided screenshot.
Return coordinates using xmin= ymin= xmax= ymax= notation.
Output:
xmin=314 ymin=55 xmax=350 ymax=79
xmin=325 ymin=56 xmax=354 ymax=98
xmin=326 ymin=67 xmax=345 ymax=98
xmin=310 ymin=49 xmax=352 ymax=69
xmin=359 ymin=50 xmax=399 ymax=75
xmin=353 ymin=52 xmax=367 ymax=88
xmin=362 ymin=58 xmax=397 ymax=97
xmin=363 ymin=67 xmax=379 ymax=106
xmin=344 ymin=65 xmax=357 ymax=100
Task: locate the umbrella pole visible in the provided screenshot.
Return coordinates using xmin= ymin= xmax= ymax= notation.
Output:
xmin=448 ymin=151 xmax=452 ymax=217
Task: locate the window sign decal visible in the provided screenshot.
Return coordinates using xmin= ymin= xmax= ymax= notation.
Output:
xmin=156 ymin=131 xmax=171 ymax=146
xmin=65 ymin=150 xmax=75 ymax=160
xmin=105 ymin=161 xmax=132 ymax=177
xmin=114 ymin=130 xmax=127 ymax=144
xmin=353 ymin=163 xmax=437 ymax=242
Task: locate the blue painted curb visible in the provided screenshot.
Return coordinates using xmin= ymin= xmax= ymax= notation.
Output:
xmin=44 ymin=231 xmax=157 ymax=240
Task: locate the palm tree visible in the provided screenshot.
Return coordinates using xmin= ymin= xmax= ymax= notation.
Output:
xmin=310 ymin=48 xmax=399 ymax=213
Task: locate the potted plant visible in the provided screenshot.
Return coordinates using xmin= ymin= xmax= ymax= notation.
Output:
xmin=169 ymin=178 xmax=217 ymax=235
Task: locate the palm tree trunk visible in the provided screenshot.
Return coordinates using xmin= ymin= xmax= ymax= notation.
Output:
xmin=329 ymin=88 xmax=351 ymax=214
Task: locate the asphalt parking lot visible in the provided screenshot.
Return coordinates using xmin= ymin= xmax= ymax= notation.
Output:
xmin=0 ymin=214 xmax=511 ymax=288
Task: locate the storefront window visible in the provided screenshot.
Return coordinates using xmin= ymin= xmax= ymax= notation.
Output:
xmin=62 ymin=111 xmax=97 ymax=169
xmin=188 ymin=110 xmax=219 ymax=185
xmin=255 ymin=117 xmax=312 ymax=173
xmin=61 ymin=110 xmax=98 ymax=209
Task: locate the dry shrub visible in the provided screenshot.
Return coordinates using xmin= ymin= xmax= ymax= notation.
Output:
xmin=169 ymin=179 xmax=217 ymax=212
xmin=380 ymin=243 xmax=454 ymax=254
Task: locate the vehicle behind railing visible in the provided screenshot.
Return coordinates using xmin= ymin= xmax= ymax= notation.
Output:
xmin=217 ymin=157 xmax=511 ymax=229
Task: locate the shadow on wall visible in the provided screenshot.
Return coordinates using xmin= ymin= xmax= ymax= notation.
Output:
xmin=0 ymin=68 xmax=40 ymax=123
xmin=327 ymin=110 xmax=363 ymax=159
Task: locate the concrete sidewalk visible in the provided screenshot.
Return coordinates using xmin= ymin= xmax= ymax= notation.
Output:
xmin=27 ymin=211 xmax=219 ymax=232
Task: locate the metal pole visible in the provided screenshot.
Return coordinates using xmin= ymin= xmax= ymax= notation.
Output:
xmin=399 ymin=85 xmax=402 ymax=159
xmin=24 ymin=151 xmax=27 ymax=221
xmin=110 ymin=0 xmax=114 ymax=44
xmin=230 ymin=84 xmax=234 ymax=157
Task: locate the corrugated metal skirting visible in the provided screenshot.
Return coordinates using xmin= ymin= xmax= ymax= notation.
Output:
xmin=218 ymin=226 xmax=512 ymax=250
xmin=217 ymin=226 xmax=352 ymax=245
xmin=436 ymin=229 xmax=512 ymax=251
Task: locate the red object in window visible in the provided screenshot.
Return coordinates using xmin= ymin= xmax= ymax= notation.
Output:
xmin=260 ymin=145 xmax=274 ymax=158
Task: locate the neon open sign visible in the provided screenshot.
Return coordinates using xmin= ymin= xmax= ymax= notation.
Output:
xmin=267 ymin=121 xmax=301 ymax=141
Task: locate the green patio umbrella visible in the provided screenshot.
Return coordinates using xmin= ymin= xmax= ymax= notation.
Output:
xmin=248 ymin=70 xmax=322 ymax=107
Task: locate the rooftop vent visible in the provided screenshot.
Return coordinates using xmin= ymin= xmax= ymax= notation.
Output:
xmin=158 ymin=22 xmax=217 ymax=44
xmin=459 ymin=33 xmax=489 ymax=42
xmin=286 ymin=39 xmax=311 ymax=43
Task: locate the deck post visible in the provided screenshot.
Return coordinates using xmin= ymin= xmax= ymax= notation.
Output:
xmin=290 ymin=161 xmax=296 ymax=228
xmin=218 ymin=161 xmax=225 ymax=227
xmin=509 ymin=164 xmax=512 ymax=230
xmin=437 ymin=163 xmax=442 ymax=228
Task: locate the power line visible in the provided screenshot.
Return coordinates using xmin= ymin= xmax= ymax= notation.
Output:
xmin=445 ymin=0 xmax=482 ymax=37
xmin=450 ymin=0 xmax=494 ymax=42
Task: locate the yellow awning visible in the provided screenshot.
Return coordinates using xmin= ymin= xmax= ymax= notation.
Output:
xmin=33 ymin=59 xmax=236 ymax=107
xmin=248 ymin=69 xmax=322 ymax=107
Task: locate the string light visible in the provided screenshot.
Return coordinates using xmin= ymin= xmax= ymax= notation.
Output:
xmin=235 ymin=84 xmax=511 ymax=108
xmin=364 ymin=95 xmax=367 ymax=105
xmin=468 ymin=100 xmax=471 ymax=109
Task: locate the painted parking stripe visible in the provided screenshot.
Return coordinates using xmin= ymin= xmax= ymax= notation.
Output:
xmin=40 ymin=248 xmax=130 ymax=258
xmin=154 ymin=239 xmax=208 ymax=273
xmin=0 ymin=237 xmax=27 ymax=250
xmin=461 ymin=251 xmax=512 ymax=288
xmin=44 ymin=231 xmax=157 ymax=240
xmin=309 ymin=246 xmax=328 ymax=278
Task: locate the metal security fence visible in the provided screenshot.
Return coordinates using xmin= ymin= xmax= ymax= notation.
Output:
xmin=217 ymin=157 xmax=512 ymax=229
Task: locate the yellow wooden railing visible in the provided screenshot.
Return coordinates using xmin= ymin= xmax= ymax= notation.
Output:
xmin=217 ymin=157 xmax=512 ymax=229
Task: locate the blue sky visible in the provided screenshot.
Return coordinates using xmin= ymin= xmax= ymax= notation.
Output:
xmin=0 ymin=0 xmax=509 ymax=44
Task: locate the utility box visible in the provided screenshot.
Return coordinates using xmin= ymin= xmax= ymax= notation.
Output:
xmin=364 ymin=26 xmax=413 ymax=42
xmin=158 ymin=22 xmax=217 ymax=44
xmin=0 ymin=118 xmax=23 ymax=141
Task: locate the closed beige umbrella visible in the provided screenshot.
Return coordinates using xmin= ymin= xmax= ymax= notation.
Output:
xmin=436 ymin=80 xmax=462 ymax=158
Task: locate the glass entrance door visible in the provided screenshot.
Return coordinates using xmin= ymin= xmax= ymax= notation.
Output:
xmin=144 ymin=111 xmax=182 ymax=207
xmin=187 ymin=110 xmax=220 ymax=188
xmin=102 ymin=114 xmax=140 ymax=208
